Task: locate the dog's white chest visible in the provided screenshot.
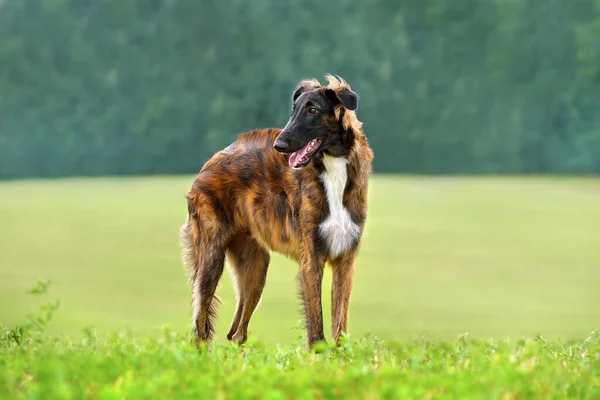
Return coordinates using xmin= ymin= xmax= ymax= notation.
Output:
xmin=319 ymin=156 xmax=361 ymax=258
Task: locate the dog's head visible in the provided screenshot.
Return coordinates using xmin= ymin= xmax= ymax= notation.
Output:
xmin=273 ymin=75 xmax=361 ymax=169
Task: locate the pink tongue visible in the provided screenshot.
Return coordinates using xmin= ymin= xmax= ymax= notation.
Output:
xmin=288 ymin=141 xmax=312 ymax=168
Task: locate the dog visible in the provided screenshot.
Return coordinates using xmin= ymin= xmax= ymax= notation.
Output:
xmin=180 ymin=74 xmax=373 ymax=350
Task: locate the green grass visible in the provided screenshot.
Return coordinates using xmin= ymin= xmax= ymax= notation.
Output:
xmin=1 ymin=175 xmax=599 ymax=398
xmin=1 ymin=325 xmax=599 ymax=399
xmin=1 ymin=284 xmax=599 ymax=399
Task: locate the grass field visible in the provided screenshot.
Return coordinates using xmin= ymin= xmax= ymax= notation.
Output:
xmin=1 ymin=175 xmax=599 ymax=398
xmin=0 ymin=175 xmax=599 ymax=343
xmin=1 ymin=321 xmax=598 ymax=399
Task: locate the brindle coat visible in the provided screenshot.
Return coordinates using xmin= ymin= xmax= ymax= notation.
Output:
xmin=180 ymin=75 xmax=373 ymax=349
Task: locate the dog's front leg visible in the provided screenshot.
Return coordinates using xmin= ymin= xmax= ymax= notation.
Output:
xmin=299 ymin=252 xmax=326 ymax=350
xmin=330 ymin=252 xmax=356 ymax=346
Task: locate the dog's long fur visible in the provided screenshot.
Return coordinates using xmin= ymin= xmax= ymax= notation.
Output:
xmin=180 ymin=75 xmax=373 ymax=349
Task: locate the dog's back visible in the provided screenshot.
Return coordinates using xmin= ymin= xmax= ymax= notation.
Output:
xmin=184 ymin=128 xmax=303 ymax=261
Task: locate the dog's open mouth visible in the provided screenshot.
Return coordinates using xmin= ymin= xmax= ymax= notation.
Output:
xmin=288 ymin=138 xmax=322 ymax=168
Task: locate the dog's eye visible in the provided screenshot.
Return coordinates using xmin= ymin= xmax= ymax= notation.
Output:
xmin=308 ymin=107 xmax=318 ymax=115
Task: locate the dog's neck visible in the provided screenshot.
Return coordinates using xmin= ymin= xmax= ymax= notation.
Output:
xmin=345 ymin=130 xmax=373 ymax=185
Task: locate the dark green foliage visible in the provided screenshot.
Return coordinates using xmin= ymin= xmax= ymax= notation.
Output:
xmin=1 ymin=0 xmax=599 ymax=178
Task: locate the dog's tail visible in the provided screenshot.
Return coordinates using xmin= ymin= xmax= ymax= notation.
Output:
xmin=179 ymin=215 xmax=198 ymax=283
xmin=180 ymin=194 xmax=201 ymax=283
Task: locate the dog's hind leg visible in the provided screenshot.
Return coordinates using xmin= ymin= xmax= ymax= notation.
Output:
xmin=225 ymin=233 xmax=270 ymax=344
xmin=185 ymin=193 xmax=228 ymax=345
xmin=192 ymin=238 xmax=226 ymax=345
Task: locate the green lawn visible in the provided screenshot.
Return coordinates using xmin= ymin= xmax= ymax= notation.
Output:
xmin=2 ymin=328 xmax=599 ymax=399
xmin=0 ymin=175 xmax=599 ymax=344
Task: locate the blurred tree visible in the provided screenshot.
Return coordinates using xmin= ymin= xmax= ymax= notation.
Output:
xmin=0 ymin=0 xmax=598 ymax=178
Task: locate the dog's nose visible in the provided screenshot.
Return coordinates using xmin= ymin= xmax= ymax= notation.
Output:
xmin=273 ymin=138 xmax=290 ymax=153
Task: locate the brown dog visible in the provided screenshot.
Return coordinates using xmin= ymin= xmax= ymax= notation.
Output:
xmin=180 ymin=75 xmax=373 ymax=350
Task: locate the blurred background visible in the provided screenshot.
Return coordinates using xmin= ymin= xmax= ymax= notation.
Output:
xmin=0 ymin=0 xmax=598 ymax=343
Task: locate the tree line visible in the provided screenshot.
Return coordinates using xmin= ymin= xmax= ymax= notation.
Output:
xmin=0 ymin=0 xmax=599 ymax=179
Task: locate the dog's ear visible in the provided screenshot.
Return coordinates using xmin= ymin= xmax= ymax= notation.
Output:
xmin=325 ymin=88 xmax=359 ymax=111
xmin=292 ymin=84 xmax=307 ymax=103
xmin=292 ymin=79 xmax=321 ymax=103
